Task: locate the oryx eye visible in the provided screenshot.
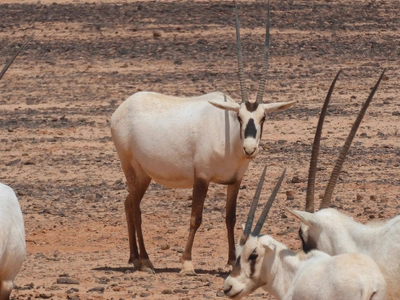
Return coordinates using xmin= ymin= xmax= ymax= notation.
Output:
xmin=248 ymin=253 xmax=258 ymax=261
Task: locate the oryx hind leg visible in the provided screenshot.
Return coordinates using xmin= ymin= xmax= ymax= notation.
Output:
xmin=122 ymin=161 xmax=152 ymax=272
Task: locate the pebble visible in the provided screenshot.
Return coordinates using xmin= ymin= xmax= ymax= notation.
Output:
xmin=56 ymin=278 xmax=79 ymax=285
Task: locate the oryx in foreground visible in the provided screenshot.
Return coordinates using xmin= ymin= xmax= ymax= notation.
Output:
xmin=0 ymin=184 xmax=25 ymax=300
xmin=224 ymin=166 xmax=386 ymax=300
xmin=285 ymin=69 xmax=399 ymax=299
xmin=110 ymin=0 xmax=295 ymax=275
xmin=0 ymin=35 xmax=32 ymax=300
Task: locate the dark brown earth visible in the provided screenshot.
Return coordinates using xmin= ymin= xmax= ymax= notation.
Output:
xmin=0 ymin=0 xmax=399 ymax=299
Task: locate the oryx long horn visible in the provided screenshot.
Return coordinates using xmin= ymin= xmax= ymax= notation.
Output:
xmin=234 ymin=0 xmax=249 ymax=104
xmin=0 ymin=34 xmax=33 ymax=81
xmin=243 ymin=164 xmax=268 ymax=235
xmin=305 ymin=70 xmax=342 ymax=213
xmin=320 ymin=69 xmax=386 ymax=209
xmin=252 ymin=168 xmax=286 ymax=236
xmin=255 ymin=0 xmax=270 ymax=104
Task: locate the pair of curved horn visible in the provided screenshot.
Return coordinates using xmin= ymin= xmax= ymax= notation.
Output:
xmin=243 ymin=165 xmax=286 ymax=237
xmin=0 ymin=34 xmax=33 ymax=81
xmin=234 ymin=0 xmax=270 ymax=104
xmin=305 ymin=69 xmax=386 ymax=212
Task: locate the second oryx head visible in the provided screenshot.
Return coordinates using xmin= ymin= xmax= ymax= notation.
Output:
xmin=209 ymin=0 xmax=296 ymax=158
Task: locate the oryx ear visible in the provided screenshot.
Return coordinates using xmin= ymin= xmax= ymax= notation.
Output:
xmin=286 ymin=208 xmax=316 ymax=227
xmin=260 ymin=237 xmax=276 ymax=252
xmin=208 ymin=99 xmax=241 ymax=112
xmin=263 ymin=101 xmax=296 ymax=113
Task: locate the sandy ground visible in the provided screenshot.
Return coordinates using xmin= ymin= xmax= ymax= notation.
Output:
xmin=0 ymin=0 xmax=399 ymax=299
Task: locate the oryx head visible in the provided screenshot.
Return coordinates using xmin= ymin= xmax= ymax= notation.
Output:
xmin=285 ymin=69 xmax=386 ymax=253
xmin=0 ymin=35 xmax=33 ymax=81
xmin=209 ymin=0 xmax=296 ymax=158
xmin=224 ymin=166 xmax=286 ymax=299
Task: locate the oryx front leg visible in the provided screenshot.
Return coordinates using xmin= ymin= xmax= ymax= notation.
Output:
xmin=179 ymin=177 xmax=209 ymax=275
xmin=123 ymin=163 xmax=153 ymax=273
xmin=226 ymin=180 xmax=242 ymax=267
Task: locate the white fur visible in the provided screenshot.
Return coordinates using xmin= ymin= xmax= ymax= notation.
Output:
xmin=287 ymin=208 xmax=400 ymax=300
xmin=111 ymin=92 xmax=295 ymax=188
xmin=0 ymin=183 xmax=25 ymax=299
xmin=110 ymin=91 xmax=295 ymax=274
xmin=224 ymin=234 xmax=386 ymax=300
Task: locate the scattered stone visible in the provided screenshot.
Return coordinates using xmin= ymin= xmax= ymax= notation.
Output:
xmin=39 ymin=293 xmax=54 ymax=299
xmin=23 ymin=159 xmax=36 ymax=165
xmin=6 ymin=159 xmax=21 ymax=166
xmin=153 ymin=31 xmax=161 ymax=39
xmin=87 ymin=286 xmax=105 ymax=293
xmin=361 ymin=62 xmax=380 ymax=68
xmin=286 ymin=190 xmax=295 ymax=200
xmin=161 ymin=289 xmax=174 ymax=294
xmin=160 ymin=243 xmax=170 ymax=250
xmin=174 ymin=58 xmax=182 ymax=65
xmin=140 ymin=292 xmax=150 ymax=297
xmin=66 ymin=287 xmax=79 ymax=294
xmin=173 ymin=289 xmax=189 ymax=294
xmin=356 ymin=194 xmax=364 ymax=201
xmin=56 ymin=278 xmax=79 ymax=285
xmin=216 ymin=290 xmax=225 ymax=297
xmin=15 ymin=283 xmax=34 ymax=290
xmin=291 ymin=176 xmax=301 ymax=183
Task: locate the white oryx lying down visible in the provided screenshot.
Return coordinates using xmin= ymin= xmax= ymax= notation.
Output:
xmin=285 ymin=69 xmax=399 ymax=299
xmin=110 ymin=0 xmax=295 ymax=275
xmin=0 ymin=35 xmax=31 ymax=300
xmin=223 ymin=167 xmax=386 ymax=300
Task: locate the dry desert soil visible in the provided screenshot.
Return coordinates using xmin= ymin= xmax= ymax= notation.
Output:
xmin=0 ymin=0 xmax=399 ymax=299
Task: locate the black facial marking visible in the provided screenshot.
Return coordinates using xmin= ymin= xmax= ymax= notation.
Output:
xmin=245 ymin=102 xmax=259 ymax=112
xmin=244 ymin=118 xmax=257 ymax=138
xmin=298 ymin=227 xmax=317 ymax=253
xmin=231 ymin=255 xmax=242 ymax=277
xmin=248 ymin=253 xmax=258 ymax=261
xmin=249 ymin=250 xmax=257 ymax=278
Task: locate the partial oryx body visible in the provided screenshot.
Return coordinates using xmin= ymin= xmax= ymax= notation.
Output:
xmin=0 ymin=35 xmax=31 ymax=300
xmin=289 ymin=208 xmax=400 ymax=299
xmin=224 ymin=168 xmax=386 ymax=300
xmin=111 ymin=0 xmax=295 ymax=275
xmin=285 ymin=70 xmax=399 ymax=298
xmin=0 ymin=184 xmax=25 ymax=300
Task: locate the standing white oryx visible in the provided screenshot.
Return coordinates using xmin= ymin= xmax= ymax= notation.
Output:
xmin=285 ymin=70 xmax=400 ymax=299
xmin=224 ymin=167 xmax=386 ymax=300
xmin=0 ymin=35 xmax=32 ymax=300
xmin=111 ymin=0 xmax=295 ymax=275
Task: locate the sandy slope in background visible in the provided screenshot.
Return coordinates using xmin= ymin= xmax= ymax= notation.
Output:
xmin=0 ymin=0 xmax=399 ymax=299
